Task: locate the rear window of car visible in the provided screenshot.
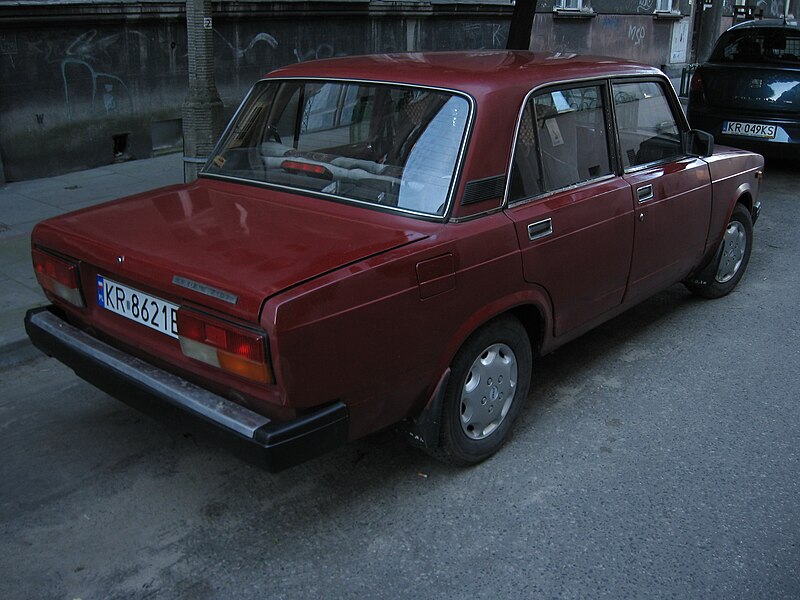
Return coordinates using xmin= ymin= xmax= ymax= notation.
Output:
xmin=204 ymin=79 xmax=472 ymax=217
xmin=710 ymin=27 xmax=800 ymax=64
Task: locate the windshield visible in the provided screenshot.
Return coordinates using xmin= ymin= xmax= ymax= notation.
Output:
xmin=710 ymin=28 xmax=800 ymax=64
xmin=204 ymin=80 xmax=471 ymax=217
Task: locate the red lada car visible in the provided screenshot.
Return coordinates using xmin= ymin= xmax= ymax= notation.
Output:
xmin=25 ymin=52 xmax=763 ymax=471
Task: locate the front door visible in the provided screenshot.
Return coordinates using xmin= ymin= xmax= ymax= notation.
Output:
xmin=612 ymin=80 xmax=712 ymax=303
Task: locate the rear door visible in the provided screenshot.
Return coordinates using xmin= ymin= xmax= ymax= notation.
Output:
xmin=612 ymin=80 xmax=712 ymax=303
xmin=505 ymin=82 xmax=635 ymax=337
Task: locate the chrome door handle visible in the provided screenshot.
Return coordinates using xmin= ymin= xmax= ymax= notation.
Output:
xmin=637 ymin=184 xmax=654 ymax=203
xmin=527 ymin=218 xmax=553 ymax=241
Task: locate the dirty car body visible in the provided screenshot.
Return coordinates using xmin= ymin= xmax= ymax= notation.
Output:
xmin=26 ymin=52 xmax=764 ymax=470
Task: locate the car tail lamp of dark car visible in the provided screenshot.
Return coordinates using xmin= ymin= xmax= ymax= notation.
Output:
xmin=32 ymin=248 xmax=85 ymax=307
xmin=177 ymin=308 xmax=273 ymax=384
xmin=689 ymin=71 xmax=707 ymax=107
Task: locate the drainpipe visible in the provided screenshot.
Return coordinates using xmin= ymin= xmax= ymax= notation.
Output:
xmin=182 ymin=0 xmax=224 ymax=182
xmin=507 ymin=0 xmax=539 ymax=50
xmin=696 ymin=0 xmax=725 ymax=63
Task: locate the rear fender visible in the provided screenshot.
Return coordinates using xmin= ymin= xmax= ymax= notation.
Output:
xmin=441 ymin=287 xmax=553 ymax=373
xmin=407 ymin=286 xmax=553 ymax=447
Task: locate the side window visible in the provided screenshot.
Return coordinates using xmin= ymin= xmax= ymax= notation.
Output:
xmin=612 ymin=81 xmax=682 ymax=169
xmin=509 ymin=84 xmax=612 ymax=202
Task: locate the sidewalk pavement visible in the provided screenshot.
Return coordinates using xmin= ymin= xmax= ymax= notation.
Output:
xmin=0 ymin=152 xmax=184 ymax=367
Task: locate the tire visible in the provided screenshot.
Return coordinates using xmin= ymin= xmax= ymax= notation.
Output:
xmin=685 ymin=203 xmax=753 ymax=299
xmin=432 ymin=315 xmax=532 ymax=466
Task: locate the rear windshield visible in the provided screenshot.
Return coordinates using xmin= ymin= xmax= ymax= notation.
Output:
xmin=710 ymin=27 xmax=800 ymax=64
xmin=204 ymin=80 xmax=471 ymax=217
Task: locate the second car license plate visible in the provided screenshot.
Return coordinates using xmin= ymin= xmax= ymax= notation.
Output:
xmin=722 ymin=121 xmax=776 ymax=139
xmin=96 ymin=276 xmax=179 ymax=339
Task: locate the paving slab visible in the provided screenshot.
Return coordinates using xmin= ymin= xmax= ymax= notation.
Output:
xmin=0 ymin=152 xmax=183 ymax=365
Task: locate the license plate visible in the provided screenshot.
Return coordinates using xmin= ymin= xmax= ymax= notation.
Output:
xmin=722 ymin=121 xmax=776 ymax=139
xmin=96 ymin=276 xmax=179 ymax=339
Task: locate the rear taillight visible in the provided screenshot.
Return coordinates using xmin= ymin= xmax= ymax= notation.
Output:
xmin=689 ymin=71 xmax=707 ymax=106
xmin=32 ymin=248 xmax=85 ymax=307
xmin=177 ymin=308 xmax=272 ymax=384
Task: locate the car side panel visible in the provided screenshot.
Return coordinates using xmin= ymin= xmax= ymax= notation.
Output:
xmin=506 ymin=177 xmax=636 ymax=338
xmin=262 ymin=213 xmax=531 ymax=440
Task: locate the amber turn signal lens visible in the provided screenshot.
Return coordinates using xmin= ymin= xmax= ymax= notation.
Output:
xmin=176 ymin=308 xmax=272 ymax=384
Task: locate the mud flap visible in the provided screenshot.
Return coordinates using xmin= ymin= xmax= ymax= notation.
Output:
xmin=406 ymin=368 xmax=450 ymax=449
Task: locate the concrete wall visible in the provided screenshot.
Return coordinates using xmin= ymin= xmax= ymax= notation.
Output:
xmin=0 ymin=1 xmax=511 ymax=182
xmin=528 ymin=0 xmax=697 ymax=72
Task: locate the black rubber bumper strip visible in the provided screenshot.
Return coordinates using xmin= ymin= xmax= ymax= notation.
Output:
xmin=24 ymin=306 xmax=348 ymax=472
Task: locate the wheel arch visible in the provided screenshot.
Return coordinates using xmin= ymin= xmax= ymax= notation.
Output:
xmin=444 ymin=288 xmax=552 ymax=371
xmin=406 ymin=290 xmax=550 ymax=449
xmin=735 ymin=189 xmax=753 ymax=214
xmin=508 ymin=303 xmax=546 ymax=357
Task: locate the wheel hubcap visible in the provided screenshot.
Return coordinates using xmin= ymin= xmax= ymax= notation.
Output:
xmin=716 ymin=220 xmax=746 ymax=284
xmin=459 ymin=343 xmax=517 ymax=440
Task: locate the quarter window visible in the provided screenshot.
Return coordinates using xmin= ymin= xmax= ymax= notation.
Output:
xmin=509 ymin=84 xmax=612 ymax=202
xmin=612 ymin=81 xmax=682 ymax=169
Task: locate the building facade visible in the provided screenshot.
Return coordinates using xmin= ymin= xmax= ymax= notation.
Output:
xmin=1 ymin=0 xmax=793 ymax=182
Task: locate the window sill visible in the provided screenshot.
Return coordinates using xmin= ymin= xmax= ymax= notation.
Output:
xmin=552 ymin=8 xmax=596 ymax=19
xmin=654 ymin=10 xmax=683 ymax=20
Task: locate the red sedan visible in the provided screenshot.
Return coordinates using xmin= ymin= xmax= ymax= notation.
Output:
xmin=25 ymin=51 xmax=763 ymax=470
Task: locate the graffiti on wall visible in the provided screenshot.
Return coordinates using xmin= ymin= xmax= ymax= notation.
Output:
xmin=461 ymin=22 xmax=507 ymax=49
xmin=628 ymin=24 xmax=647 ymax=45
xmin=215 ymin=31 xmax=278 ymax=59
xmin=637 ymin=0 xmax=655 ymax=12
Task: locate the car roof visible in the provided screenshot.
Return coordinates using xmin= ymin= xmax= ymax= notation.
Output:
xmin=728 ymin=18 xmax=800 ymax=32
xmin=264 ymin=51 xmax=661 ymax=98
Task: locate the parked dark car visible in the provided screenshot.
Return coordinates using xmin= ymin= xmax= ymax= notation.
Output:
xmin=688 ymin=18 xmax=800 ymax=156
xmin=25 ymin=52 xmax=763 ymax=471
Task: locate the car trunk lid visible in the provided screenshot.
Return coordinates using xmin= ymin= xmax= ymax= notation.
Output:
xmin=32 ymin=179 xmax=432 ymax=323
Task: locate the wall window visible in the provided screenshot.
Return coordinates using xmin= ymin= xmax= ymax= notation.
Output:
xmin=554 ymin=0 xmax=589 ymax=10
xmin=612 ymin=81 xmax=682 ymax=169
xmin=656 ymin=0 xmax=678 ymax=13
xmin=509 ymin=84 xmax=612 ymax=202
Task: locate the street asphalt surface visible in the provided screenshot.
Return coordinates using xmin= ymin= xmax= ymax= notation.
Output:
xmin=1 ymin=160 xmax=798 ymax=599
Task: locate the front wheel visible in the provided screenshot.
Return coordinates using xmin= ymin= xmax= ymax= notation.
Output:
xmin=432 ymin=315 xmax=532 ymax=466
xmin=685 ymin=203 xmax=753 ymax=299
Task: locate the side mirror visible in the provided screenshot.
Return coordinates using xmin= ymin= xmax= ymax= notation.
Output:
xmin=684 ymin=129 xmax=714 ymax=158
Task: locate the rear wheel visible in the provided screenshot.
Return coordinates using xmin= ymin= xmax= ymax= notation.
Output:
xmin=686 ymin=203 xmax=753 ymax=299
xmin=433 ymin=315 xmax=532 ymax=466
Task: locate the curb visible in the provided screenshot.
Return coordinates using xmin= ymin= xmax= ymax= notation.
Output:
xmin=0 ymin=335 xmax=43 ymax=369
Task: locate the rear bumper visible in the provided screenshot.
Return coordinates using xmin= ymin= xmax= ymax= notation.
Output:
xmin=688 ymin=107 xmax=800 ymax=155
xmin=24 ymin=306 xmax=348 ymax=472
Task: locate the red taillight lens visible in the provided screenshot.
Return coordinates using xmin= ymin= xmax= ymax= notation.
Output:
xmin=280 ymin=160 xmax=331 ymax=178
xmin=176 ymin=308 xmax=272 ymax=384
xmin=32 ymin=248 xmax=84 ymax=307
xmin=689 ymin=72 xmax=706 ymax=106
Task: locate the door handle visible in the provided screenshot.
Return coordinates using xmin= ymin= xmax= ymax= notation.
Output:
xmin=637 ymin=184 xmax=654 ymax=203
xmin=527 ymin=218 xmax=553 ymax=241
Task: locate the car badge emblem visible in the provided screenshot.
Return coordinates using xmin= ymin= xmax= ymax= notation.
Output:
xmin=117 ymin=255 xmax=125 ymax=264
xmin=172 ymin=276 xmax=238 ymax=305
xmin=749 ymin=79 xmax=763 ymax=88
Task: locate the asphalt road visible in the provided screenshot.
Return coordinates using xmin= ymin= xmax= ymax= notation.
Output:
xmin=1 ymin=160 xmax=798 ymax=600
